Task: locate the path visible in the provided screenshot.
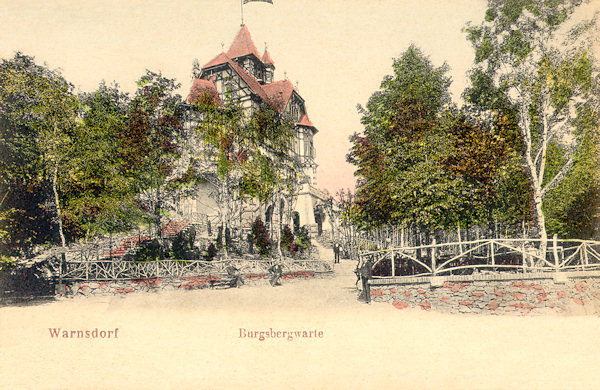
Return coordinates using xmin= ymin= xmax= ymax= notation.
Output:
xmin=3 ymin=244 xmax=600 ymax=390
xmin=102 ymin=240 xmax=366 ymax=312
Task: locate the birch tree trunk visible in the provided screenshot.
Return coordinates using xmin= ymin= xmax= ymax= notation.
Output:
xmin=51 ymin=163 xmax=67 ymax=249
xmin=220 ymin=179 xmax=229 ymax=259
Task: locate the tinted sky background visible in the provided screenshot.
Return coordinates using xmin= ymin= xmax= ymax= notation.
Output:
xmin=1 ymin=0 xmax=594 ymax=194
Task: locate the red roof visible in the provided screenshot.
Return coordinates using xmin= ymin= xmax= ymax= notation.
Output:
xmin=263 ymin=80 xmax=294 ymax=111
xmin=298 ymin=112 xmax=314 ymax=127
xmin=262 ymin=47 xmax=274 ymax=66
xmin=227 ymin=24 xmax=262 ymax=60
xmin=203 ymin=52 xmax=229 ymax=69
xmin=226 ymin=57 xmax=270 ymax=102
xmin=187 ymin=78 xmax=221 ymax=104
xmin=198 ymin=51 xmax=270 ymax=103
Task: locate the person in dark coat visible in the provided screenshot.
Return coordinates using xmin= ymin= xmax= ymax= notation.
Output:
xmin=333 ymin=242 xmax=340 ymax=263
xmin=268 ymin=262 xmax=283 ymax=286
xmin=358 ymin=258 xmax=374 ymax=303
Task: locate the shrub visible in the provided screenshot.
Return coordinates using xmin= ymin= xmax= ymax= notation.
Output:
xmin=295 ymin=226 xmax=311 ymax=252
xmin=251 ymin=217 xmax=271 ymax=257
xmin=205 ymin=243 xmax=217 ymax=261
xmin=171 ymin=234 xmax=187 ymax=260
xmin=171 ymin=227 xmax=197 ymax=260
xmin=135 ymin=239 xmax=165 ymax=262
xmin=280 ymin=225 xmax=297 ymax=254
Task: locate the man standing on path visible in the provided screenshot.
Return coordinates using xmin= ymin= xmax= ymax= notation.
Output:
xmin=333 ymin=242 xmax=340 ymax=264
xmin=358 ymin=258 xmax=374 ymax=303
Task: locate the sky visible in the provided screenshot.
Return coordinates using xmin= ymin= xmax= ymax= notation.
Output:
xmin=0 ymin=0 xmax=515 ymax=194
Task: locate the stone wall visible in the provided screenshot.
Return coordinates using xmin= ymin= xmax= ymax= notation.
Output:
xmin=58 ymin=271 xmax=332 ymax=297
xmin=369 ymin=271 xmax=600 ymax=315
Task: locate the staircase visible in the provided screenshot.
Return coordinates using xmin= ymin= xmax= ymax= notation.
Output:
xmin=97 ymin=220 xmax=191 ymax=260
xmin=100 ymin=235 xmax=149 ymax=260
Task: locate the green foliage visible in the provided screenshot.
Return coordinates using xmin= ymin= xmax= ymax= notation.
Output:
xmin=135 ymin=239 xmax=165 ymax=262
xmin=476 ymin=33 xmax=494 ymax=63
xmin=501 ymin=30 xmax=531 ymax=60
xmin=0 ymin=53 xmax=78 ymax=254
xmin=295 ymin=226 xmax=311 ymax=252
xmin=62 ymin=82 xmax=143 ymax=238
xmin=122 ymin=70 xmax=185 ymax=235
xmin=0 ymin=255 xmax=16 ymax=271
xmin=171 ymin=228 xmax=196 ymax=260
xmin=280 ymin=225 xmax=297 ymax=254
xmin=348 ymin=46 xmax=460 ymax=230
xmin=191 ymin=96 xmax=300 ymax=259
xmin=543 ymin=106 xmax=600 ymax=238
xmin=463 ymin=0 xmax=599 ymax=241
xmin=251 ymin=217 xmax=271 ymax=257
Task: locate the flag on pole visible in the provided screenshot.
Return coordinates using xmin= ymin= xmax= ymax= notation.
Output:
xmin=243 ymin=0 xmax=273 ymax=3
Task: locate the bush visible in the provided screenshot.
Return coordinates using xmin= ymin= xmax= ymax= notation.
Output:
xmin=280 ymin=225 xmax=298 ymax=254
xmin=135 ymin=239 xmax=166 ymax=262
xmin=205 ymin=243 xmax=217 ymax=261
xmin=295 ymin=226 xmax=311 ymax=252
xmin=251 ymin=217 xmax=271 ymax=257
xmin=171 ymin=227 xmax=197 ymax=260
xmin=171 ymin=234 xmax=187 ymax=260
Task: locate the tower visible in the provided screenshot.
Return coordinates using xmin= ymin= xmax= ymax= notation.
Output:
xmin=184 ymin=25 xmax=327 ymax=233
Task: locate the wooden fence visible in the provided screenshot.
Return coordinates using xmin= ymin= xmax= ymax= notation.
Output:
xmin=47 ymin=257 xmax=332 ymax=281
xmin=359 ymin=238 xmax=600 ymax=277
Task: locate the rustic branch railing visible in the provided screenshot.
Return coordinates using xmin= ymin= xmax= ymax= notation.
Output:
xmin=360 ymin=238 xmax=600 ymax=278
xmin=48 ymin=257 xmax=332 ymax=281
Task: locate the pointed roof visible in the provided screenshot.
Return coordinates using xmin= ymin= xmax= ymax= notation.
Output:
xmin=226 ymin=57 xmax=270 ymax=102
xmin=187 ymin=78 xmax=221 ymax=105
xmin=262 ymin=47 xmax=274 ymax=66
xmin=263 ymin=80 xmax=295 ymax=111
xmin=198 ymin=51 xmax=270 ymax=103
xmin=298 ymin=112 xmax=314 ymax=128
xmin=227 ymin=24 xmax=262 ymax=60
xmin=203 ymin=52 xmax=229 ymax=69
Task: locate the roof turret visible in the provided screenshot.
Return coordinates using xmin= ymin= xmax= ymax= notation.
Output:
xmin=227 ymin=24 xmax=262 ymax=60
xmin=262 ymin=46 xmax=274 ymax=67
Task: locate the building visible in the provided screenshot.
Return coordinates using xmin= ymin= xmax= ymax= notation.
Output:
xmin=178 ymin=25 xmax=329 ymax=235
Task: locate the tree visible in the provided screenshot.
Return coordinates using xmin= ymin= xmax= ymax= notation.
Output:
xmin=61 ymin=82 xmax=145 ymax=238
xmin=122 ymin=70 xmax=185 ymax=238
xmin=543 ymin=105 xmax=600 ymax=238
xmin=243 ymin=102 xmax=298 ymax=258
xmin=190 ymin=91 xmax=298 ymax=259
xmin=0 ymin=53 xmax=78 ymax=255
xmin=348 ymin=46 xmax=464 ymax=231
xmin=464 ymin=0 xmax=598 ymax=252
xmin=190 ymin=92 xmax=246 ymax=258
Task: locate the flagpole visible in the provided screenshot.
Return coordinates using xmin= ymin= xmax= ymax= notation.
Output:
xmin=240 ymin=0 xmax=244 ymax=25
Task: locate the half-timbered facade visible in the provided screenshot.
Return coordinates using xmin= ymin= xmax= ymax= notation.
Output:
xmin=180 ymin=25 xmax=327 ymax=234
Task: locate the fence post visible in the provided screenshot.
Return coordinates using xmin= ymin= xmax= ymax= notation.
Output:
xmin=553 ymin=234 xmax=559 ymax=270
xmin=491 ymin=240 xmax=495 ymax=266
xmin=390 ymin=249 xmax=395 ymax=277
xmin=521 ymin=242 xmax=526 ymax=272
xmin=59 ymin=257 xmax=63 ymax=286
xmin=432 ymin=238 xmax=437 ymax=275
xmin=583 ymin=242 xmax=589 ymax=268
xmin=85 ymin=260 xmax=89 ymax=281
